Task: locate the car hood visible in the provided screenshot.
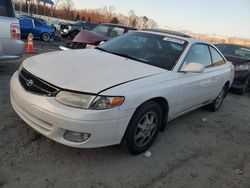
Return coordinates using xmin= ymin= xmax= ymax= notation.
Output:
xmin=224 ymin=55 xmax=250 ymax=65
xmin=73 ymin=30 xmax=108 ymax=44
xmin=23 ymin=49 xmax=166 ymax=93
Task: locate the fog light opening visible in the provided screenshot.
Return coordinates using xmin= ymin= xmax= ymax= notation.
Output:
xmin=63 ymin=130 xmax=91 ymax=143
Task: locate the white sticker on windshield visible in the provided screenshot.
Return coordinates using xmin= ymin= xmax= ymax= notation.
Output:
xmin=163 ymin=37 xmax=185 ymax=44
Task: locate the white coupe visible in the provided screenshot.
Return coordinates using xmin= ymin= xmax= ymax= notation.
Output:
xmin=10 ymin=30 xmax=234 ymax=154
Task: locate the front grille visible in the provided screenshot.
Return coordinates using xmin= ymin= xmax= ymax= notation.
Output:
xmin=19 ymin=68 xmax=59 ymax=96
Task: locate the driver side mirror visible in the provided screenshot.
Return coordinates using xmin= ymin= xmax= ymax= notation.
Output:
xmin=181 ymin=62 xmax=205 ymax=73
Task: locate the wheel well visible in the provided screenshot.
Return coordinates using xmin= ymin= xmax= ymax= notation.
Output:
xmin=225 ymin=81 xmax=230 ymax=89
xmin=224 ymin=81 xmax=230 ymax=96
xmin=137 ymin=97 xmax=169 ymax=132
xmin=121 ymin=97 xmax=169 ymax=144
xmin=150 ymin=97 xmax=169 ymax=131
xmin=70 ymin=30 xmax=79 ymax=35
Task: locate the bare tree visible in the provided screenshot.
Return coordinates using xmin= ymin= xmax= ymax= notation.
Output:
xmin=110 ymin=17 xmax=119 ymax=24
xmin=146 ymin=18 xmax=158 ymax=29
xmin=102 ymin=6 xmax=116 ymax=21
xmin=52 ymin=0 xmax=62 ymax=17
xmin=63 ymin=0 xmax=74 ymax=19
xmin=128 ymin=9 xmax=137 ymax=27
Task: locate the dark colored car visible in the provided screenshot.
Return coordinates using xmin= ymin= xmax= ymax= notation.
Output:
xmin=217 ymin=44 xmax=250 ymax=95
xmin=61 ymin=21 xmax=97 ymax=39
xmin=19 ymin=16 xmax=55 ymax=41
xmin=0 ymin=0 xmax=25 ymax=61
xmin=66 ymin=23 xmax=137 ymax=49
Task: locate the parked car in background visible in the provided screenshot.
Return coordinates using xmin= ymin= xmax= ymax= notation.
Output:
xmin=11 ymin=30 xmax=234 ymax=154
xmin=51 ymin=21 xmax=64 ymax=31
xmin=0 ymin=0 xmax=25 ymax=61
xmin=217 ymin=44 xmax=250 ymax=95
xmin=65 ymin=23 xmax=137 ymax=49
xmin=19 ymin=16 xmax=55 ymax=41
xmin=61 ymin=21 xmax=98 ymax=39
xmin=19 ymin=15 xmax=50 ymax=25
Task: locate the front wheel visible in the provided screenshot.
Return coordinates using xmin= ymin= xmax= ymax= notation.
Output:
xmin=70 ymin=30 xmax=79 ymax=39
xmin=41 ymin=32 xmax=50 ymax=42
xmin=125 ymin=101 xmax=163 ymax=155
xmin=206 ymin=85 xmax=227 ymax=112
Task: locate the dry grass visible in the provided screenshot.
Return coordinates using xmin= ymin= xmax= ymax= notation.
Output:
xmin=191 ymin=34 xmax=250 ymax=47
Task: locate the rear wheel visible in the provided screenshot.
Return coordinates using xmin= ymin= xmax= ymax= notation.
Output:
xmin=125 ymin=101 xmax=162 ymax=155
xmin=41 ymin=32 xmax=50 ymax=42
xmin=206 ymin=85 xmax=227 ymax=112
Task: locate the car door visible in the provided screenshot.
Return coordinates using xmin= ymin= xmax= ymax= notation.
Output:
xmin=19 ymin=18 xmax=33 ymax=38
xmin=33 ymin=20 xmax=43 ymax=38
xmin=208 ymin=46 xmax=229 ymax=97
xmin=175 ymin=43 xmax=216 ymax=114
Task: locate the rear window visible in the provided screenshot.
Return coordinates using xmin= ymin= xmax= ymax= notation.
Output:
xmin=0 ymin=0 xmax=15 ymax=17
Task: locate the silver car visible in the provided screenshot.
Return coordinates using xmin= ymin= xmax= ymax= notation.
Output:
xmin=0 ymin=0 xmax=25 ymax=61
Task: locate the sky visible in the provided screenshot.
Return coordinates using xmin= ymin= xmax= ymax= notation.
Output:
xmin=73 ymin=0 xmax=250 ymax=39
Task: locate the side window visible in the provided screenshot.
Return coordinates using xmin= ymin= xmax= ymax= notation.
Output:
xmin=209 ymin=47 xmax=225 ymax=66
xmin=0 ymin=0 xmax=15 ymax=17
xmin=20 ymin=19 xmax=33 ymax=27
xmin=34 ymin=20 xmax=43 ymax=27
xmin=109 ymin=27 xmax=125 ymax=38
xmin=96 ymin=25 xmax=109 ymax=36
xmin=184 ymin=44 xmax=212 ymax=67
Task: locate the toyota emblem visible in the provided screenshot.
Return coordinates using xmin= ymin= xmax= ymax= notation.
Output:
xmin=26 ymin=79 xmax=33 ymax=87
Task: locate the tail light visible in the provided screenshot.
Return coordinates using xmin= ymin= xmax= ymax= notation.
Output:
xmin=10 ymin=23 xmax=21 ymax=39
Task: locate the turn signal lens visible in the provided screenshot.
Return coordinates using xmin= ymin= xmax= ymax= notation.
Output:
xmin=111 ymin=97 xmax=124 ymax=106
xmin=90 ymin=96 xmax=125 ymax=109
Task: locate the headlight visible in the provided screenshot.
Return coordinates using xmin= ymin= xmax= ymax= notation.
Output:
xmin=56 ymin=91 xmax=96 ymax=109
xmin=55 ymin=91 xmax=124 ymax=110
xmin=90 ymin=96 xmax=124 ymax=110
xmin=235 ymin=64 xmax=249 ymax=71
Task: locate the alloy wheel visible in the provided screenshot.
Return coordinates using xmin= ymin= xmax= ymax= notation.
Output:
xmin=134 ymin=111 xmax=158 ymax=147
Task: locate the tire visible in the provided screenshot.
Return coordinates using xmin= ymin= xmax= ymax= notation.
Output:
xmin=236 ymin=78 xmax=249 ymax=95
xmin=41 ymin=32 xmax=50 ymax=42
xmin=78 ymin=43 xmax=87 ymax=49
xmin=125 ymin=101 xmax=163 ymax=155
xmin=70 ymin=30 xmax=79 ymax=39
xmin=206 ymin=85 xmax=228 ymax=112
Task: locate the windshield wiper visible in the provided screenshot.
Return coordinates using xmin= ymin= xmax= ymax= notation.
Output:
xmin=110 ymin=52 xmax=149 ymax=63
xmin=95 ymin=46 xmax=110 ymax=53
xmin=95 ymin=47 xmax=148 ymax=63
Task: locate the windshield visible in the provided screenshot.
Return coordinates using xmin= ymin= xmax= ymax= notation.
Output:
xmin=92 ymin=25 xmax=125 ymax=38
xmin=97 ymin=32 xmax=187 ymax=70
xmin=217 ymin=44 xmax=250 ymax=60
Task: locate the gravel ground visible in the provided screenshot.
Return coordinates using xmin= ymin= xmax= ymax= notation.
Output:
xmin=0 ymin=41 xmax=250 ymax=188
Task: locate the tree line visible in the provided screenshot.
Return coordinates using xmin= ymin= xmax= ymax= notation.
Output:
xmin=13 ymin=0 xmax=158 ymax=29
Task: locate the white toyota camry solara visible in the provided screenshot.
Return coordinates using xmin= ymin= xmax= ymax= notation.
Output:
xmin=10 ymin=30 xmax=234 ymax=154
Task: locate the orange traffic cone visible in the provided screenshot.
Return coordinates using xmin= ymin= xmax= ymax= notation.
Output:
xmin=26 ymin=33 xmax=35 ymax=53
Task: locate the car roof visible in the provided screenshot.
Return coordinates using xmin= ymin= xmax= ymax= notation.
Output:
xmin=102 ymin=23 xmax=137 ymax=30
xmin=143 ymin=29 xmax=191 ymax=38
xmin=19 ymin=15 xmax=46 ymax=22
xmin=140 ymin=29 xmax=209 ymax=44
